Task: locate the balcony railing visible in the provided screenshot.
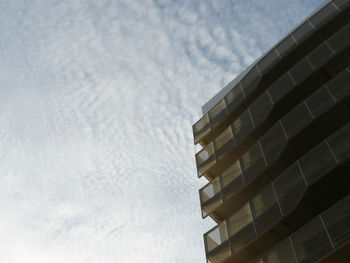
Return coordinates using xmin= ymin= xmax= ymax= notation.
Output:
xmin=193 ymin=0 xmax=350 ymax=146
xmin=204 ymin=121 xmax=350 ymax=263
xmin=256 ymin=194 xmax=350 ymax=263
xmin=195 ymin=22 xmax=350 ymax=179
xmin=199 ymin=67 xmax=350 ymax=218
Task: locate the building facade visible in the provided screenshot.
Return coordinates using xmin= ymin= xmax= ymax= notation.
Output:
xmin=192 ymin=1 xmax=350 ymax=262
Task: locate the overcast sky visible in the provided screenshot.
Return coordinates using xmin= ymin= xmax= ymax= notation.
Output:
xmin=0 ymin=0 xmax=324 ymax=262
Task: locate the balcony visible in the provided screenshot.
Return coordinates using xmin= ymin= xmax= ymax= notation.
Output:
xmin=256 ymin=194 xmax=350 ymax=263
xmin=193 ymin=0 xmax=350 ymax=147
xmin=204 ymin=121 xmax=350 ymax=263
xmin=195 ymin=23 xmax=350 ymax=180
xmin=200 ymin=68 xmax=350 ymax=219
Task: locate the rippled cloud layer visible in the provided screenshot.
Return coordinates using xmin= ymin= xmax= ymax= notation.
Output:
xmin=0 ymin=0 xmax=323 ymax=262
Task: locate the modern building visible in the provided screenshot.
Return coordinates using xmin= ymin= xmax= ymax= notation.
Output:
xmin=192 ymin=1 xmax=350 ymax=262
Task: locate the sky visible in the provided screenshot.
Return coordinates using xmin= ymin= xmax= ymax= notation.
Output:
xmin=0 ymin=0 xmax=325 ymax=262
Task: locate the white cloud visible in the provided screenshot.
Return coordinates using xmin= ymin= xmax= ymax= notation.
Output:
xmin=0 ymin=0 xmax=325 ymax=262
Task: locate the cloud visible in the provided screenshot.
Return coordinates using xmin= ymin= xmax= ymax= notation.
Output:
xmin=0 ymin=0 xmax=325 ymax=262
